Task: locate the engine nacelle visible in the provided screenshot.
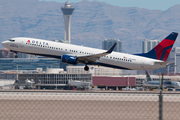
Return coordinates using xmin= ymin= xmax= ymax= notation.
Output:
xmin=61 ymin=55 xmax=77 ymax=65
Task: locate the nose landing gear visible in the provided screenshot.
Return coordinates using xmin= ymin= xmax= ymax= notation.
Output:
xmin=84 ymin=65 xmax=89 ymax=71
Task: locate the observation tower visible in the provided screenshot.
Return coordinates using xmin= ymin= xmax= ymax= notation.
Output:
xmin=61 ymin=0 xmax=74 ymax=43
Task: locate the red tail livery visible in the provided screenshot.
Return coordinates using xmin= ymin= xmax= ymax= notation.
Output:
xmin=135 ymin=32 xmax=178 ymax=61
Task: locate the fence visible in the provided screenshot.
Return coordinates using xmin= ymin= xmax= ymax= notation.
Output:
xmin=0 ymin=90 xmax=179 ymax=120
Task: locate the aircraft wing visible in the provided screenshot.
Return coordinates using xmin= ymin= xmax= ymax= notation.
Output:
xmin=77 ymin=43 xmax=117 ymax=63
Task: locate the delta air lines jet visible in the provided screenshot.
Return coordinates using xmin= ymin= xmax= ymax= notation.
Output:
xmin=1 ymin=32 xmax=178 ymax=71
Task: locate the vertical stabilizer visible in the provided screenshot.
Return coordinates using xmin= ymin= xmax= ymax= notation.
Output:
xmin=135 ymin=32 xmax=178 ymax=61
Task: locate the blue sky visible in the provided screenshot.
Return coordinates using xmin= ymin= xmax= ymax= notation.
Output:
xmin=38 ymin=0 xmax=180 ymax=10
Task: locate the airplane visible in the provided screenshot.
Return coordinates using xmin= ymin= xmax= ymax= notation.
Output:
xmin=144 ymin=71 xmax=180 ymax=88
xmin=1 ymin=32 xmax=178 ymax=71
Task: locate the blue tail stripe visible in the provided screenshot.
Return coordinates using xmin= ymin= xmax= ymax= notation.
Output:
xmin=134 ymin=49 xmax=157 ymax=60
xmin=160 ymin=45 xmax=173 ymax=60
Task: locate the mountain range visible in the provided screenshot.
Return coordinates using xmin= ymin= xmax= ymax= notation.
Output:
xmin=0 ymin=0 xmax=180 ymax=53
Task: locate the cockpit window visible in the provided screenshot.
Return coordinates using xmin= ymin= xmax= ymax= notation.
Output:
xmin=9 ymin=39 xmax=15 ymax=42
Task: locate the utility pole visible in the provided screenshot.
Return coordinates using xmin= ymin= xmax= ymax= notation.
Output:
xmin=16 ymin=64 xmax=18 ymax=81
xmin=159 ymin=73 xmax=163 ymax=120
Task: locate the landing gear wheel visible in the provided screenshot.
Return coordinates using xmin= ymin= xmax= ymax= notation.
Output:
xmin=84 ymin=65 xmax=89 ymax=71
xmin=15 ymin=55 xmax=18 ymax=58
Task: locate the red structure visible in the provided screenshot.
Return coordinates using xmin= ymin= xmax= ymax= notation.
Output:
xmin=93 ymin=76 xmax=136 ymax=87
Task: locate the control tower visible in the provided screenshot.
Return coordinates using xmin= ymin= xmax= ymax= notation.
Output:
xmin=61 ymin=0 xmax=74 ymax=43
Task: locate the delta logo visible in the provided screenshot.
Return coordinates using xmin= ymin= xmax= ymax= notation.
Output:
xmin=26 ymin=40 xmax=49 ymax=46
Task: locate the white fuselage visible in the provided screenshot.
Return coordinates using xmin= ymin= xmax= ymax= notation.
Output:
xmin=2 ymin=37 xmax=167 ymax=70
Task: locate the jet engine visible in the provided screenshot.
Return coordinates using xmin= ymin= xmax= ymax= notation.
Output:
xmin=61 ymin=55 xmax=77 ymax=65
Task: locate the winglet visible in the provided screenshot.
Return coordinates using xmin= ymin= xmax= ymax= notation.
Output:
xmin=106 ymin=43 xmax=117 ymax=53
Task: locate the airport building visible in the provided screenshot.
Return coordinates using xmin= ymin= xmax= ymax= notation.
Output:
xmin=102 ymin=39 xmax=122 ymax=52
xmin=66 ymin=65 xmax=122 ymax=76
xmin=0 ymin=58 xmax=62 ymax=71
xmin=1 ymin=70 xmax=180 ymax=90
xmin=17 ymin=73 xmax=92 ymax=89
xmin=142 ymin=39 xmax=160 ymax=53
xmin=17 ymin=53 xmax=35 ymax=58
xmin=93 ymin=76 xmax=136 ymax=90
xmin=167 ymin=47 xmax=180 ymax=74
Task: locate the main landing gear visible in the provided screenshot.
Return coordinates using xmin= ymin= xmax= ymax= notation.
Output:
xmin=15 ymin=54 xmax=18 ymax=58
xmin=14 ymin=52 xmax=18 ymax=58
xmin=84 ymin=65 xmax=89 ymax=71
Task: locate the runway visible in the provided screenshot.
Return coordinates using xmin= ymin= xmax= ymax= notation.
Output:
xmin=0 ymin=90 xmax=179 ymax=120
xmin=0 ymin=91 xmax=180 ymax=102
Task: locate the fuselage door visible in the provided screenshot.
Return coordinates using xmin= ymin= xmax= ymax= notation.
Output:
xmin=20 ymin=41 xmax=24 ymax=52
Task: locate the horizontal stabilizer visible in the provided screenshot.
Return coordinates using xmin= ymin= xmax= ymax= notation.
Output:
xmin=154 ymin=61 xmax=174 ymax=65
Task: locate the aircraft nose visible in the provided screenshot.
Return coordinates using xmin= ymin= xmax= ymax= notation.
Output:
xmin=1 ymin=41 xmax=8 ymax=47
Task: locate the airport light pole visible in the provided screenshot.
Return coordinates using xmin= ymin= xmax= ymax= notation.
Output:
xmin=174 ymin=52 xmax=176 ymax=75
xmin=128 ymin=74 xmax=129 ymax=89
xmin=167 ymin=65 xmax=169 ymax=76
xmin=16 ymin=64 xmax=18 ymax=81
xmin=174 ymin=64 xmax=177 ymax=75
xmin=56 ymin=74 xmax=57 ymax=90
xmin=159 ymin=73 xmax=163 ymax=120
